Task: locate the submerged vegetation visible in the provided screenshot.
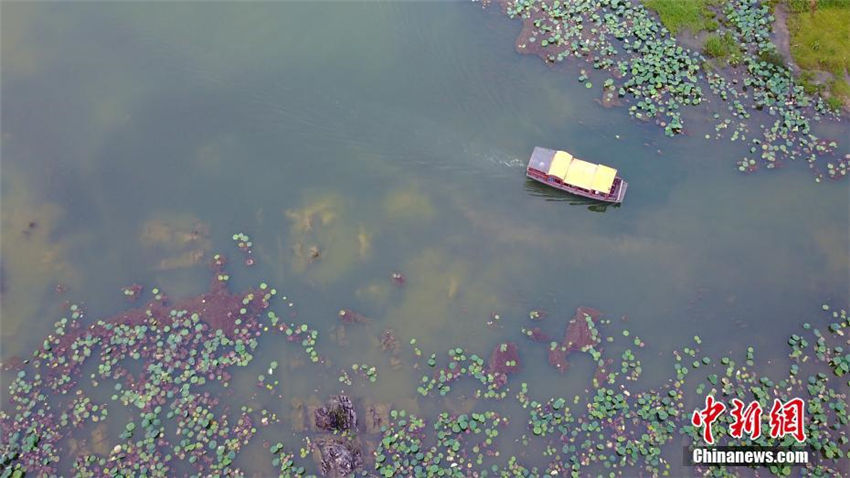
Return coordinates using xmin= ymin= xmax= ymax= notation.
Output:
xmin=499 ymin=0 xmax=848 ymax=180
xmin=1 ymin=238 xmax=848 ymax=476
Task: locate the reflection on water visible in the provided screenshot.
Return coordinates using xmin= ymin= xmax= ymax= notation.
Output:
xmin=1 ymin=1 xmax=849 ymax=475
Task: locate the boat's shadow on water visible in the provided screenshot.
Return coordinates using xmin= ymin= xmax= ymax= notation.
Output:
xmin=523 ymin=180 xmax=620 ymax=213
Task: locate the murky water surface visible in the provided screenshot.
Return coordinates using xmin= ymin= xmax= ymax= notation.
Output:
xmin=2 ymin=2 xmax=848 ymax=475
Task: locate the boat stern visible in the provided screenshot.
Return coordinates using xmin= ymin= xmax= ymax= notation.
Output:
xmin=527 ymin=147 xmax=556 ymax=176
xmin=614 ymin=179 xmax=628 ymax=203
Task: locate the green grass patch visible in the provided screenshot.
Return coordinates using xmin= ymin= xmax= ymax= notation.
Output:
xmin=703 ymin=32 xmax=739 ymax=59
xmin=786 ymin=0 xmax=849 ymax=13
xmin=643 ymin=0 xmax=720 ymax=34
xmin=826 ymin=95 xmax=843 ymax=111
xmin=787 ymin=5 xmax=850 ymax=75
xmin=828 ymin=77 xmax=850 ymax=109
xmin=798 ymin=71 xmax=822 ymax=94
xmin=831 ymin=77 xmax=850 ymax=97
xmin=786 ymin=2 xmax=850 ymax=105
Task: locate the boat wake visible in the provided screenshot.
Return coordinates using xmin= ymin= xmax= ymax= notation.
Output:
xmin=489 ymin=156 xmax=526 ymax=169
xmin=236 ymin=82 xmax=530 ymax=180
xmin=454 ymin=144 xmax=527 ymax=176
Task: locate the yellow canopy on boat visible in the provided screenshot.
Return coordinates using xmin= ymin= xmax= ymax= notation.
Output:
xmin=547 ymin=151 xmax=573 ymax=179
xmin=591 ymin=164 xmax=617 ymax=192
xmin=563 ymin=158 xmax=597 ymax=189
xmin=546 ymin=149 xmax=617 ymax=192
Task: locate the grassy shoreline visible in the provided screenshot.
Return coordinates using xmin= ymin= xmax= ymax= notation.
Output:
xmin=643 ymin=0 xmax=850 ymax=112
xmin=785 ymin=0 xmax=850 ymax=110
xmin=500 ymin=0 xmax=847 ymax=178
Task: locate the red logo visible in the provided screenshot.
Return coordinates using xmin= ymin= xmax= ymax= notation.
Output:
xmin=729 ymin=399 xmax=762 ymax=440
xmin=691 ymin=395 xmax=726 ymax=445
xmin=769 ymin=398 xmax=806 ymax=443
xmin=691 ymin=396 xmax=806 ymax=445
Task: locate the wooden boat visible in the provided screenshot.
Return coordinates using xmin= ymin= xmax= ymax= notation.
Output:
xmin=526 ymin=147 xmax=627 ymax=203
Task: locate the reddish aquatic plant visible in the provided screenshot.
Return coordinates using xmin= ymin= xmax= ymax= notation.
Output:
xmin=391 ymin=272 xmax=405 ymax=286
xmin=338 ymin=309 xmax=369 ymax=324
xmin=121 ymin=284 xmax=143 ymax=302
xmin=488 ymin=341 xmax=520 ymax=378
xmin=0 ymin=254 xmax=274 ymax=476
xmin=548 ymin=307 xmax=602 ymax=373
xmin=232 ymin=232 xmax=255 ymax=266
xmin=528 ymin=309 xmax=546 ymax=320
xmin=526 ymin=327 xmax=550 ymax=342
xmin=563 ymin=306 xmax=600 ymax=351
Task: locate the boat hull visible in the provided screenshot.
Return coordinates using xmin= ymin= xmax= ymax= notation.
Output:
xmin=526 ymin=171 xmax=627 ymax=203
xmin=525 ymin=146 xmax=627 ymax=203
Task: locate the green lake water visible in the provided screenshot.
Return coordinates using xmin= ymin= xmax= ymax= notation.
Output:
xmin=2 ymin=1 xmax=848 ymax=475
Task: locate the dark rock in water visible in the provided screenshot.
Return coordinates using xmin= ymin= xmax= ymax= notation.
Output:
xmin=315 ymin=395 xmax=357 ymax=432
xmin=316 ymin=436 xmax=362 ymax=478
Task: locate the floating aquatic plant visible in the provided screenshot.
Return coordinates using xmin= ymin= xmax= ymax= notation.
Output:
xmin=498 ymin=0 xmax=846 ymax=179
xmin=1 ymin=236 xmax=847 ymax=477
